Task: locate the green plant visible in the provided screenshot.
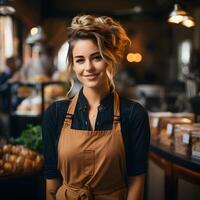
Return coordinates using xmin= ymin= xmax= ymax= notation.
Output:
xmin=10 ymin=124 xmax=43 ymax=153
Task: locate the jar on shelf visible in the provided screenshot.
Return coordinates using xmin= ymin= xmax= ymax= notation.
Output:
xmin=174 ymin=124 xmax=200 ymax=156
xmin=191 ymin=130 xmax=200 ymax=159
xmin=159 ymin=118 xmax=192 ymax=146
xmin=149 ymin=112 xmax=173 ymax=141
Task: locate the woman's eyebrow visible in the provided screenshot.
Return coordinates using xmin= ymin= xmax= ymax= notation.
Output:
xmin=91 ymin=52 xmax=100 ymax=56
xmin=74 ymin=55 xmax=84 ymax=58
xmin=74 ymin=52 xmax=100 ymax=58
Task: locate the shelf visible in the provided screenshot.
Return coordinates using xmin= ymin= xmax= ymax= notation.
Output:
xmin=11 ymin=111 xmax=41 ymax=117
xmin=150 ymin=139 xmax=200 ymax=173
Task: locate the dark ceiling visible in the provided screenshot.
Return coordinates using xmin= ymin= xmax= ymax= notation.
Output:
xmin=10 ymin=0 xmax=200 ymax=27
xmin=40 ymin=0 xmax=200 ymax=21
xmin=9 ymin=0 xmax=200 ymax=54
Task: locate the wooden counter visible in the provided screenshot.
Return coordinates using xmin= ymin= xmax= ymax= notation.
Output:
xmin=148 ymin=140 xmax=200 ymax=200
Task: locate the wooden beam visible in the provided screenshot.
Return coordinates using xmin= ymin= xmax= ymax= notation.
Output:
xmin=11 ymin=0 xmax=39 ymax=28
xmin=43 ymin=19 xmax=68 ymax=54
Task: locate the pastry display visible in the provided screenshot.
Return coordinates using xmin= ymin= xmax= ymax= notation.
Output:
xmin=30 ymin=75 xmax=50 ymax=82
xmin=16 ymin=95 xmax=50 ymax=115
xmin=17 ymin=86 xmax=34 ymax=98
xmin=0 ymin=144 xmax=43 ymax=176
xmin=14 ymin=81 xmax=67 ymax=116
xmin=44 ymin=84 xmax=66 ymax=100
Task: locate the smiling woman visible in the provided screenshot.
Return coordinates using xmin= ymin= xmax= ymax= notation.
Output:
xmin=42 ymin=14 xmax=150 ymax=200
xmin=73 ymin=39 xmax=109 ymax=90
xmin=66 ymin=15 xmax=130 ymax=91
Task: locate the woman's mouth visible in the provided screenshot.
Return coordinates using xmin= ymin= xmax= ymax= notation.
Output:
xmin=84 ymin=73 xmax=100 ymax=80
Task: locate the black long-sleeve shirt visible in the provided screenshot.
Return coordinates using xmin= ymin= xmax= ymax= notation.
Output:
xmin=42 ymin=89 xmax=150 ymax=179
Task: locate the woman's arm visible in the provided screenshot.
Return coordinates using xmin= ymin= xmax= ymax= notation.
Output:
xmin=42 ymin=101 xmax=67 ymax=200
xmin=46 ymin=178 xmax=62 ymax=200
xmin=127 ymin=174 xmax=145 ymax=200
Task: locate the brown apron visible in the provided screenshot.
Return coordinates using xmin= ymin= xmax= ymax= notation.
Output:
xmin=56 ymin=91 xmax=128 ymax=200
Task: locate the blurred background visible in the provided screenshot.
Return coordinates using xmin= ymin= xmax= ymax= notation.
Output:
xmin=0 ymin=0 xmax=200 ymax=200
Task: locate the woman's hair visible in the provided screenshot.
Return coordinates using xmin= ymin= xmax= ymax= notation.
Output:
xmin=66 ymin=14 xmax=130 ymax=91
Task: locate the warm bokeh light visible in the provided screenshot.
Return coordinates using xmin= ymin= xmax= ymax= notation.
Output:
xmin=134 ymin=53 xmax=142 ymax=62
xmin=30 ymin=27 xmax=38 ymax=35
xmin=182 ymin=16 xmax=195 ymax=28
xmin=168 ymin=15 xmax=184 ymax=24
xmin=127 ymin=53 xmax=135 ymax=62
xmin=127 ymin=53 xmax=142 ymax=63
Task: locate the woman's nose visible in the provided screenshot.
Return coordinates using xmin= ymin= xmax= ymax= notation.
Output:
xmin=85 ymin=60 xmax=93 ymax=71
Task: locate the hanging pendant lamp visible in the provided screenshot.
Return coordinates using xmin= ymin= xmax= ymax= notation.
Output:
xmin=168 ymin=3 xmax=187 ymax=24
xmin=0 ymin=0 xmax=15 ymax=15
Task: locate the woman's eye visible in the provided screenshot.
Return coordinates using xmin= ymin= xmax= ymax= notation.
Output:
xmin=93 ymin=56 xmax=102 ymax=61
xmin=75 ymin=59 xmax=84 ymax=64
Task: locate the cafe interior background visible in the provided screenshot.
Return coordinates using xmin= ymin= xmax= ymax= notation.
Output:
xmin=0 ymin=0 xmax=200 ymax=199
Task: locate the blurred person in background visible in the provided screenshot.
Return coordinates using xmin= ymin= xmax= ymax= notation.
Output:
xmin=0 ymin=56 xmax=20 ymax=85
xmin=43 ymin=14 xmax=150 ymax=200
xmin=20 ymin=43 xmax=54 ymax=82
xmin=0 ymin=56 xmax=21 ymax=136
xmin=0 ymin=56 xmax=21 ymax=112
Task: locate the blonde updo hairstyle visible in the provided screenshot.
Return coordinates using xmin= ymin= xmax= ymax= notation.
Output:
xmin=67 ymin=15 xmax=130 ymax=91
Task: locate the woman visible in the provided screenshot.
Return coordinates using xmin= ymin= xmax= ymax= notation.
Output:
xmin=42 ymin=15 xmax=150 ymax=200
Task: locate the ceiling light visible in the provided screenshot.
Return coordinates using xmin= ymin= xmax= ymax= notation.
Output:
xmin=0 ymin=0 xmax=15 ymax=15
xmin=26 ymin=26 xmax=46 ymax=44
xmin=31 ymin=27 xmax=39 ymax=36
xmin=132 ymin=6 xmax=143 ymax=14
xmin=168 ymin=4 xmax=187 ymax=24
xmin=182 ymin=16 xmax=195 ymax=28
xmin=114 ymin=5 xmax=143 ymax=16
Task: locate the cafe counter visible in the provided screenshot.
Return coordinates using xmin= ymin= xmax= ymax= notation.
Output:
xmin=148 ymin=140 xmax=200 ymax=200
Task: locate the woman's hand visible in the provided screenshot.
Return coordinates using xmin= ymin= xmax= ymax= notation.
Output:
xmin=46 ymin=178 xmax=62 ymax=200
xmin=127 ymin=174 xmax=145 ymax=200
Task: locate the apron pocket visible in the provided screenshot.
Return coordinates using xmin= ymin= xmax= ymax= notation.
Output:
xmin=82 ymin=150 xmax=95 ymax=176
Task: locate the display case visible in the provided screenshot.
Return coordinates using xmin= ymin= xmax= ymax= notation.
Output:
xmin=8 ymin=81 xmax=68 ymax=138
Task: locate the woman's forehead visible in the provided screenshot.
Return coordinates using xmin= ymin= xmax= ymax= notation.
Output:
xmin=72 ymin=39 xmax=99 ymax=56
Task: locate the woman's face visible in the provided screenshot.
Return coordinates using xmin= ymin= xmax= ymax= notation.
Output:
xmin=72 ymin=39 xmax=108 ymax=90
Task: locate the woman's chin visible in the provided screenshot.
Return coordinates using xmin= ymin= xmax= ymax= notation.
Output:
xmin=84 ymin=83 xmax=100 ymax=89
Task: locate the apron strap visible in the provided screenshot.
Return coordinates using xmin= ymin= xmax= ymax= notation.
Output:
xmin=63 ymin=93 xmax=79 ymax=125
xmin=113 ymin=91 xmax=120 ymax=119
xmin=68 ymin=93 xmax=79 ymax=115
xmin=113 ymin=91 xmax=121 ymax=132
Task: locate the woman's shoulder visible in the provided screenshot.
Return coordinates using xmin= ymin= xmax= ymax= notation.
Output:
xmin=119 ymin=96 xmax=148 ymax=120
xmin=44 ymin=98 xmax=71 ymax=121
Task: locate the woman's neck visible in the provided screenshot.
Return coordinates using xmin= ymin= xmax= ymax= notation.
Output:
xmin=83 ymin=86 xmax=110 ymax=108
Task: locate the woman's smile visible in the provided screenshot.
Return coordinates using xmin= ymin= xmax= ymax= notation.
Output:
xmin=84 ymin=73 xmax=100 ymax=80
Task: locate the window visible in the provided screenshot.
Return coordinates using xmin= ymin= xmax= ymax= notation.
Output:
xmin=178 ymin=40 xmax=191 ymax=80
xmin=56 ymin=41 xmax=69 ymax=71
xmin=0 ymin=16 xmax=17 ymax=72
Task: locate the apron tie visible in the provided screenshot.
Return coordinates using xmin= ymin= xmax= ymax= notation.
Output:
xmin=63 ymin=183 xmax=94 ymax=200
xmin=77 ymin=184 xmax=93 ymax=200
